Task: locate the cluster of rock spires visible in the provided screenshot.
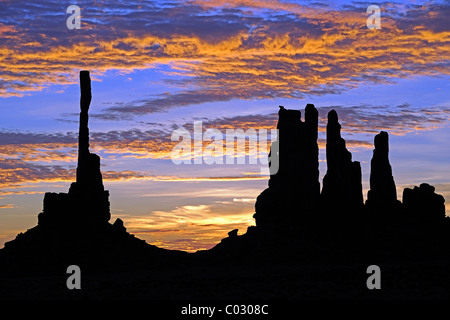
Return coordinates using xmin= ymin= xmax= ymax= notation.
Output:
xmin=252 ymin=104 xmax=445 ymax=232
xmin=213 ymin=105 xmax=447 ymax=269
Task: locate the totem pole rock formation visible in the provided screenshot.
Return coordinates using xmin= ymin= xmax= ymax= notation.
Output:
xmin=0 ymin=71 xmax=158 ymax=275
xmin=320 ymin=110 xmax=363 ymax=216
xmin=38 ymin=71 xmax=111 ymax=230
xmin=74 ymin=70 xmax=105 ymax=193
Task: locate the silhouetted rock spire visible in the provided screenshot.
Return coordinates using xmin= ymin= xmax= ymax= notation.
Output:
xmin=73 ymin=70 xmax=104 ymax=193
xmin=366 ymin=131 xmax=400 ymax=214
xmin=303 ymin=104 xmax=320 ymax=208
xmin=79 ymin=70 xmax=91 ymax=158
xmin=269 ymin=106 xmax=302 ymax=192
xmin=254 ymin=104 xmax=320 ymax=230
xmin=321 ymin=110 xmax=363 ymax=215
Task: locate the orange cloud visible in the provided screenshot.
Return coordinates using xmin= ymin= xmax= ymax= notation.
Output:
xmin=0 ymin=2 xmax=448 ymax=102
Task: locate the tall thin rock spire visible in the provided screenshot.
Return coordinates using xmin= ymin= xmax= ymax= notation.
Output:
xmin=76 ymin=70 xmax=92 ymax=185
xmin=366 ymin=131 xmax=400 ymax=215
xmin=72 ymin=70 xmax=104 ymax=192
xmin=321 ymin=110 xmax=363 ymax=215
xmin=78 ymin=71 xmax=91 ymax=162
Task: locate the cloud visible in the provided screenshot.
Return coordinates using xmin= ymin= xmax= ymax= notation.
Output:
xmin=317 ymin=104 xmax=450 ymax=135
xmin=197 ymin=104 xmax=450 ymax=136
xmin=0 ymin=0 xmax=449 ymax=111
xmin=0 ymin=157 xmax=145 ymax=190
xmin=104 ymin=89 xmax=239 ymax=116
xmin=0 ymin=131 xmax=77 ymax=145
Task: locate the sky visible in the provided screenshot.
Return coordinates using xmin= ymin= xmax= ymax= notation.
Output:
xmin=0 ymin=0 xmax=449 ymax=252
